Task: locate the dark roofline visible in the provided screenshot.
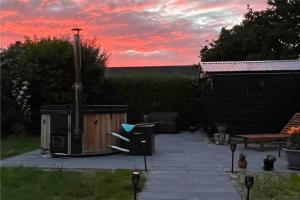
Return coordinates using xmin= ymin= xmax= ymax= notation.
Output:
xmin=208 ymin=70 xmax=300 ymax=75
xmin=106 ymin=64 xmax=200 ymax=77
xmin=108 ymin=65 xmax=197 ymax=68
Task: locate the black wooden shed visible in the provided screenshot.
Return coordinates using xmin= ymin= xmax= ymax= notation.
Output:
xmin=200 ymin=59 xmax=300 ymax=135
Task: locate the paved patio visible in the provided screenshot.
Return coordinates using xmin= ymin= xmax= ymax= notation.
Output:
xmin=0 ymin=131 xmax=295 ymax=200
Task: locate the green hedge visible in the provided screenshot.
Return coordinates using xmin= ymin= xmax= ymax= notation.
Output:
xmin=2 ymin=73 xmax=203 ymax=135
xmin=98 ymin=75 xmax=203 ymax=130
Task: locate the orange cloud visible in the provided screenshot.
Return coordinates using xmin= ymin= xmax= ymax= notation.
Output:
xmin=0 ymin=10 xmax=18 ymax=20
xmin=0 ymin=0 xmax=267 ymax=66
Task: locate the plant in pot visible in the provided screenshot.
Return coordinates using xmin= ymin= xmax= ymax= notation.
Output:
xmin=284 ymin=131 xmax=300 ymax=170
xmin=216 ymin=123 xmax=227 ymax=133
xmin=263 ymin=154 xmax=276 ymax=171
xmin=238 ymin=153 xmax=247 ymax=170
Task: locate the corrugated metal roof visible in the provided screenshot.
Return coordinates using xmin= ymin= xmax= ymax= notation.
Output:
xmin=201 ymin=59 xmax=300 ymax=73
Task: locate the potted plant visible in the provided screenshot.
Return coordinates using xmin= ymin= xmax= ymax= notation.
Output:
xmin=216 ymin=123 xmax=227 ymax=133
xmin=263 ymin=154 xmax=276 ymax=171
xmin=238 ymin=153 xmax=247 ymax=169
xmin=284 ymin=131 xmax=300 ymax=170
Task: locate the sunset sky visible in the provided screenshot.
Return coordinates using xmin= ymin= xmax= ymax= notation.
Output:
xmin=0 ymin=0 xmax=268 ymax=67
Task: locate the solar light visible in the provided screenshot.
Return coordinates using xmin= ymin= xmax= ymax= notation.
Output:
xmin=141 ymin=140 xmax=147 ymax=171
xmin=230 ymin=142 xmax=237 ymax=173
xmin=132 ymin=171 xmax=140 ymax=200
xmin=230 ymin=142 xmax=237 ymax=152
xmin=245 ymin=175 xmax=254 ymax=200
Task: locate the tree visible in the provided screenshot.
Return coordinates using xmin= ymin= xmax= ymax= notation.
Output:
xmin=1 ymin=37 xmax=108 ymax=135
xmin=200 ymin=0 xmax=300 ymax=61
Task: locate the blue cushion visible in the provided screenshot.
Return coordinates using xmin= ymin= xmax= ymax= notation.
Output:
xmin=122 ymin=124 xmax=135 ymax=133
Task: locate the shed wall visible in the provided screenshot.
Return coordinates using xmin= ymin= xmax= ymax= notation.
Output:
xmin=204 ymin=73 xmax=300 ymax=134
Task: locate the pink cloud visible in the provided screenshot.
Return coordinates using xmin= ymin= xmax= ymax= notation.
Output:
xmin=0 ymin=0 xmax=268 ymax=66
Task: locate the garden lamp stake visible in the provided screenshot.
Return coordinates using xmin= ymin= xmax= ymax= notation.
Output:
xmin=245 ymin=175 xmax=254 ymax=200
xmin=132 ymin=171 xmax=140 ymax=200
xmin=141 ymin=140 xmax=147 ymax=172
xmin=230 ymin=142 xmax=237 ymax=173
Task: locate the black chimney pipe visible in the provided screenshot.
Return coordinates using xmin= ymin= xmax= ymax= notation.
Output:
xmin=71 ymin=28 xmax=83 ymax=154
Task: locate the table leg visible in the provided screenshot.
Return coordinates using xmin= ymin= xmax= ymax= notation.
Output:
xmin=244 ymin=138 xmax=248 ymax=149
xmin=260 ymin=142 xmax=264 ymax=151
xmin=278 ymin=141 xmax=281 ymax=157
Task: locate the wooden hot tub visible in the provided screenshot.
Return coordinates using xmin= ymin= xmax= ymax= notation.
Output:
xmin=40 ymin=105 xmax=127 ymax=156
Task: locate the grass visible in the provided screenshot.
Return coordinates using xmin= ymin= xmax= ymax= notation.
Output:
xmin=1 ymin=135 xmax=40 ymax=160
xmin=1 ymin=136 xmax=147 ymax=199
xmin=0 ymin=167 xmax=146 ymax=200
xmin=230 ymin=172 xmax=300 ymax=200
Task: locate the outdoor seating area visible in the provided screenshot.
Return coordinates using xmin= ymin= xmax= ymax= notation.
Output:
xmin=237 ymin=112 xmax=300 ymax=155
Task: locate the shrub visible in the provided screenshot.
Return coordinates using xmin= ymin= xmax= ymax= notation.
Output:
xmin=1 ymin=37 xmax=108 ymax=135
xmin=239 ymin=153 xmax=246 ymax=161
xmin=1 ymin=62 xmax=26 ymax=136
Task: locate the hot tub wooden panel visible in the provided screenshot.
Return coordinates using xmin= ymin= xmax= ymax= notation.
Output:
xmin=82 ymin=113 xmax=127 ymax=154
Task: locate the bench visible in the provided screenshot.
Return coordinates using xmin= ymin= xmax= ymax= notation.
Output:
xmin=237 ymin=112 xmax=300 ymax=156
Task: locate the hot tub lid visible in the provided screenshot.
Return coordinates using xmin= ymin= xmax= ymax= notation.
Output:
xmin=84 ymin=105 xmax=127 ymax=113
xmin=40 ymin=104 xmax=127 ymax=114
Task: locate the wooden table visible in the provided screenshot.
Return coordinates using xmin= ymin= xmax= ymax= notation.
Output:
xmin=237 ymin=133 xmax=289 ymax=157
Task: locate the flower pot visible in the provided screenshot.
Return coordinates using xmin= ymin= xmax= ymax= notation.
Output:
xmin=238 ymin=160 xmax=247 ymax=169
xmin=225 ymin=134 xmax=230 ymax=144
xmin=284 ymin=148 xmax=300 ymax=170
xmin=263 ymin=160 xmax=275 ymax=171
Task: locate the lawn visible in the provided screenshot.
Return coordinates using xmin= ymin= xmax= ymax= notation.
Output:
xmin=1 ymin=167 xmax=146 ymax=200
xmin=230 ymin=172 xmax=300 ymax=200
xmin=1 ymin=135 xmax=40 ymax=160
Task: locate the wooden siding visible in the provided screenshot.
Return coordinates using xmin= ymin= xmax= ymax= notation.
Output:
xmin=203 ymin=73 xmax=300 ymax=134
xmin=82 ymin=113 xmax=127 ymax=153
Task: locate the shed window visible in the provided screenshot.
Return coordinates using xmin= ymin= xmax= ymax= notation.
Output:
xmin=246 ymin=81 xmax=264 ymax=96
